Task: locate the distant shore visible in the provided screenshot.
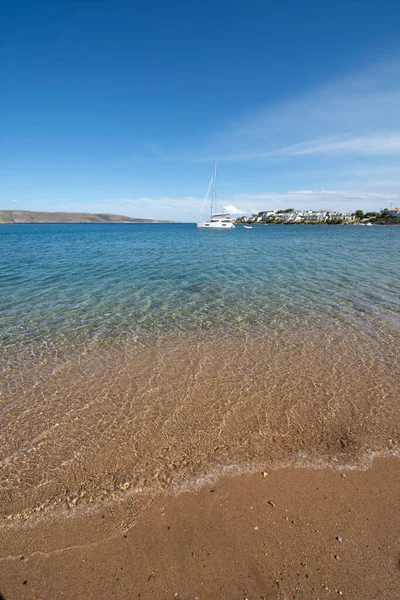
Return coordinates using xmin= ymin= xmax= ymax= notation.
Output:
xmin=0 ymin=210 xmax=176 ymax=224
xmin=236 ymin=221 xmax=400 ymax=226
xmin=235 ymin=208 xmax=400 ymax=226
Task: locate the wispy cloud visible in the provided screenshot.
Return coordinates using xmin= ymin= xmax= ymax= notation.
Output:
xmin=236 ymin=189 xmax=399 ymax=202
xmin=10 ymin=199 xmax=18 ymax=203
xmin=115 ymin=189 xmax=399 ymax=217
xmin=232 ymin=188 xmax=399 ymax=213
xmin=205 ymin=58 xmax=400 ymax=164
xmin=53 ymin=59 xmax=400 ymax=221
xmin=52 ymin=185 xmax=397 ymax=222
xmin=119 ymin=196 xmax=202 ymax=211
xmin=86 ymin=196 xmax=247 ymax=220
xmin=58 ymin=196 xmax=206 ymax=222
xmin=278 ymin=134 xmax=400 ymax=157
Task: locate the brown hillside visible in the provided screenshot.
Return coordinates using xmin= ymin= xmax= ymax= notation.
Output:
xmin=0 ymin=210 xmax=173 ymax=224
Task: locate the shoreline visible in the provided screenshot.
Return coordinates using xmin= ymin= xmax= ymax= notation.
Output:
xmin=2 ymin=327 xmax=398 ymax=526
xmin=236 ymin=221 xmax=400 ymax=226
xmin=1 ymin=456 xmax=399 ymax=599
xmin=0 ymin=221 xmax=178 ymax=225
xmin=2 ymin=221 xmax=400 ymax=226
xmin=2 ymin=446 xmax=398 ymax=529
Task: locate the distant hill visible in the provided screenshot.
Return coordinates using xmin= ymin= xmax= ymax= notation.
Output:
xmin=0 ymin=210 xmax=175 ymax=224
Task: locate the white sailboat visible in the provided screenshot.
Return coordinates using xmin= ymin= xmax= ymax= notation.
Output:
xmin=197 ymin=165 xmax=235 ymax=229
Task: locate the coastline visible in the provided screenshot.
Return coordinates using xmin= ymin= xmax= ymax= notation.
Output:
xmin=0 ymin=210 xmax=177 ymax=224
xmin=237 ymin=221 xmax=400 ymax=226
xmin=0 ymin=220 xmax=178 ymax=225
xmin=1 ymin=456 xmax=399 ymax=600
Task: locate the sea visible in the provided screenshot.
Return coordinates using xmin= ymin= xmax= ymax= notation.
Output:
xmin=1 ymin=223 xmax=399 ymax=529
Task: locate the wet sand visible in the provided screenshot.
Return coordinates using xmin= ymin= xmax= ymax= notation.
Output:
xmin=1 ymin=456 xmax=399 ymax=600
xmin=1 ymin=325 xmax=399 ymax=599
xmin=2 ymin=328 xmax=399 ymax=523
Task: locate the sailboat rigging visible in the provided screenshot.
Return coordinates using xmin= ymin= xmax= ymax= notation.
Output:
xmin=197 ymin=165 xmax=235 ymax=229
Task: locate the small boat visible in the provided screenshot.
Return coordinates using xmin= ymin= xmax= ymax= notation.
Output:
xmin=197 ymin=166 xmax=235 ymax=229
xmin=365 ymin=222 xmax=373 ymax=226
xmin=243 ymin=225 xmax=252 ymax=229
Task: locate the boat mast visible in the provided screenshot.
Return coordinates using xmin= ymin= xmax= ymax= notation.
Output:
xmin=211 ymin=163 xmax=217 ymax=217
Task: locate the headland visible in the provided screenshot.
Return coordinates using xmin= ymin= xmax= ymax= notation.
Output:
xmin=0 ymin=210 xmax=176 ymax=224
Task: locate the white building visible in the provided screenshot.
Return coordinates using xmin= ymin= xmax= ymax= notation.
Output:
xmin=275 ymin=211 xmax=303 ymax=223
xmin=257 ymin=211 xmax=276 ymax=221
xmin=388 ymin=207 xmax=400 ymax=217
xmin=249 ymin=209 xmax=356 ymax=223
xmin=341 ymin=213 xmax=355 ymax=222
xmin=326 ymin=211 xmax=354 ymax=222
xmin=303 ymin=210 xmax=328 ymax=222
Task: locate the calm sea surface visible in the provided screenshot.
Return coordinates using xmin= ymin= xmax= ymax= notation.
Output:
xmin=1 ymin=223 xmax=399 ymax=345
xmin=1 ymin=223 xmax=399 ymax=528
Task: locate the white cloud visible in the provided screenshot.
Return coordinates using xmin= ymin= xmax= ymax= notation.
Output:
xmin=223 ymin=203 xmax=245 ymax=214
xmin=10 ymin=199 xmax=18 ymax=203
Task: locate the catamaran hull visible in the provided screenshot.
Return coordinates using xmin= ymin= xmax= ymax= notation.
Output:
xmin=197 ymin=221 xmax=235 ymax=229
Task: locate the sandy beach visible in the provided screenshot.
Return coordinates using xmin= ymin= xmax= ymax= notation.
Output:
xmin=1 ymin=456 xmax=399 ymax=600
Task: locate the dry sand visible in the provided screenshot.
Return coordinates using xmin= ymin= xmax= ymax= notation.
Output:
xmin=1 ymin=456 xmax=399 ymax=600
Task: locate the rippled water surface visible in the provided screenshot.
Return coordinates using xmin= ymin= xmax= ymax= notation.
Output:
xmin=1 ymin=223 xmax=399 ymax=527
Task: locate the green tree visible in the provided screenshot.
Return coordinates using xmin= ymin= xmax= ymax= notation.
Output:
xmin=355 ymin=210 xmax=364 ymax=219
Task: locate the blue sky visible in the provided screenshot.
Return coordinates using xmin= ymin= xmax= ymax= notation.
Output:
xmin=2 ymin=0 xmax=400 ymax=221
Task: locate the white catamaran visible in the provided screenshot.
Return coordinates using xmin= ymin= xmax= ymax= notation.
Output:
xmin=197 ymin=165 xmax=235 ymax=229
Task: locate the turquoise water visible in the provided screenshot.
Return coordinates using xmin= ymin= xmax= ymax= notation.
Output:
xmin=1 ymin=223 xmax=399 ymax=353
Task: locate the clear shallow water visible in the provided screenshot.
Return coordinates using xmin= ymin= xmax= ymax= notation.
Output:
xmin=0 ymin=223 xmax=399 ymax=527
xmin=1 ymin=223 xmax=399 ymax=348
